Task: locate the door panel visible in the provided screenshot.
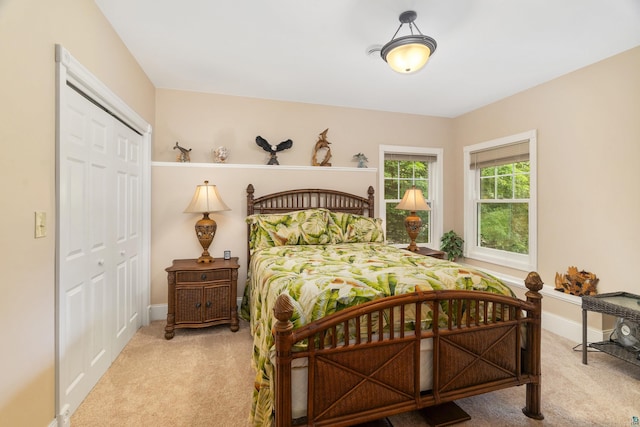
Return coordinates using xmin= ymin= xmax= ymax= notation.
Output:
xmin=113 ymin=124 xmax=142 ymax=355
xmin=58 ymin=85 xmax=143 ymax=416
xmin=59 ymin=88 xmax=112 ymax=413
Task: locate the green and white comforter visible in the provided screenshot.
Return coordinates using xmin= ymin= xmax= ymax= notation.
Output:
xmin=240 ymin=243 xmax=514 ymax=426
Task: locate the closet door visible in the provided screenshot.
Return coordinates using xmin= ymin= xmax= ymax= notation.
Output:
xmin=58 ymin=85 xmax=142 ymax=416
xmin=113 ymin=122 xmax=142 ymax=355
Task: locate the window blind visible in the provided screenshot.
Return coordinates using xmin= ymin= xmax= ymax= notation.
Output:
xmin=469 ymin=140 xmax=529 ymax=169
xmin=385 ymin=153 xmax=437 ymax=163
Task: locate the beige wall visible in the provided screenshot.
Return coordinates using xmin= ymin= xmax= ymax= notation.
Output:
xmin=0 ymin=0 xmax=155 ymax=425
xmin=153 ymin=89 xmax=453 ymax=166
xmin=151 ymin=90 xmax=454 ymax=304
xmin=453 ymin=46 xmax=640 ymax=328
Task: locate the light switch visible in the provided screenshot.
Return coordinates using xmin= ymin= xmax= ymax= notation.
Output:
xmin=35 ymin=211 xmax=46 ymax=238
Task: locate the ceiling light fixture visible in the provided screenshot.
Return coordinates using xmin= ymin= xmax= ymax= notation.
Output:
xmin=381 ymin=10 xmax=437 ymax=74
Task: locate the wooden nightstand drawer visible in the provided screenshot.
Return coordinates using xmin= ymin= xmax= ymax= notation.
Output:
xmin=176 ymin=269 xmax=230 ymax=283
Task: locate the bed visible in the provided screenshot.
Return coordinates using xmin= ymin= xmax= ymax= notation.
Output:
xmin=241 ymin=184 xmax=544 ymax=427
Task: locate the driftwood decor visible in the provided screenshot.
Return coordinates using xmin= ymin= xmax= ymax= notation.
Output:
xmin=312 ymin=128 xmax=332 ymax=166
xmin=555 ymin=266 xmax=598 ymax=296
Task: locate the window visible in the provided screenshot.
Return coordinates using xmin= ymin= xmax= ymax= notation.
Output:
xmin=379 ymin=145 xmax=443 ymax=249
xmin=464 ymin=130 xmax=537 ymax=271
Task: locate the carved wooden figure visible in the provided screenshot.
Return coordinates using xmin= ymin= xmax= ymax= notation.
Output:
xmin=312 ymin=128 xmax=332 ymax=166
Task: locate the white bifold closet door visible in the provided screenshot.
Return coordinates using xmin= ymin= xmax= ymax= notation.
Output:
xmin=58 ymin=84 xmax=142 ymax=417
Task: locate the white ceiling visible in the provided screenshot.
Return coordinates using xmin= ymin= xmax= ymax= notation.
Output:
xmin=95 ymin=0 xmax=640 ymax=118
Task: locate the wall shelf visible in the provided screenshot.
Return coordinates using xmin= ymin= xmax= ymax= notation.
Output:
xmin=151 ymin=161 xmax=377 ymax=173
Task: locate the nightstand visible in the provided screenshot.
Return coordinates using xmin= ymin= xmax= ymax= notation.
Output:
xmin=164 ymin=257 xmax=240 ymax=340
xmin=410 ymin=247 xmax=446 ymax=260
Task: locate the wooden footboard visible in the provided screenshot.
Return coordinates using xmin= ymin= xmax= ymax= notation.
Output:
xmin=272 ymin=272 xmax=544 ymax=427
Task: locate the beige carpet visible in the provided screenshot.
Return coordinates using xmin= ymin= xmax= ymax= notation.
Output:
xmin=72 ymin=320 xmax=640 ymax=427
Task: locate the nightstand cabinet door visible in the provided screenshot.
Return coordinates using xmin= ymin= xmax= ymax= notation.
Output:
xmin=175 ymin=287 xmax=204 ymax=323
xmin=203 ymin=284 xmax=230 ymax=322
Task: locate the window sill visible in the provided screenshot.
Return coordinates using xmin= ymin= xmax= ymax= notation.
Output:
xmin=464 ymin=249 xmax=535 ymax=273
xmin=460 ymin=264 xmax=581 ymax=306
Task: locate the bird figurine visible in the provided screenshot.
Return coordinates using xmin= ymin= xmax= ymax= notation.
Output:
xmin=173 ymin=141 xmax=191 ymax=162
xmin=255 ymin=136 xmax=293 ymax=165
xmin=353 ymin=152 xmax=368 ymax=168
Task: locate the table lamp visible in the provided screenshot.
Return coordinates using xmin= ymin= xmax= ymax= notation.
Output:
xmin=395 ymin=186 xmax=430 ymax=252
xmin=184 ymin=180 xmax=230 ymax=263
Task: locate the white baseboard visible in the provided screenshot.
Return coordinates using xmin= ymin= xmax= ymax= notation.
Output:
xmin=542 ymin=309 xmax=609 ymax=344
xmin=149 ymin=304 xmax=167 ymax=322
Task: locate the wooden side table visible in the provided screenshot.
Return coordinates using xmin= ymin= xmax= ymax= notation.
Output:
xmin=165 ymin=258 xmax=240 ymax=340
xmin=409 ymin=246 xmax=446 ymax=260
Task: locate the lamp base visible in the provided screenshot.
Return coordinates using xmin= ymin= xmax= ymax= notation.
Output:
xmin=404 ymin=211 xmax=422 ymax=253
xmin=194 ymin=213 xmax=217 ymax=263
xmin=197 ymin=255 xmax=215 ymax=264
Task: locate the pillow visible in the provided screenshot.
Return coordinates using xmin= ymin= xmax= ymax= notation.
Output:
xmin=247 ymin=209 xmax=332 ymax=253
xmin=328 ymin=211 xmax=385 ymax=243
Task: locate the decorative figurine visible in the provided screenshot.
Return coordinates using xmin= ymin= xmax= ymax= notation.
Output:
xmin=212 ymin=146 xmax=229 ymax=163
xmin=173 ymin=142 xmax=191 ymax=162
xmin=312 ymin=128 xmax=332 ymax=167
xmin=255 ymin=136 xmax=293 ymax=165
xmin=353 ymin=153 xmax=368 ymax=168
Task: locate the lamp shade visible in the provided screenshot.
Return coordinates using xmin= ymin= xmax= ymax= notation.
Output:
xmin=396 ymin=187 xmax=430 ymax=212
xmin=184 ymin=181 xmax=230 ymax=213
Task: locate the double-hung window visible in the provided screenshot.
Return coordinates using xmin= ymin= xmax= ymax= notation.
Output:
xmin=463 ymin=130 xmax=537 ymax=271
xmin=379 ymin=145 xmax=443 ymax=249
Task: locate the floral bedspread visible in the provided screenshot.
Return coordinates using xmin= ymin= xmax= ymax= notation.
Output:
xmin=240 ymin=243 xmax=514 ymax=426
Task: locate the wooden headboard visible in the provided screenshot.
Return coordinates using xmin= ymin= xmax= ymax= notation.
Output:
xmin=246 ymin=184 xmax=375 ymax=217
xmin=246 ymin=184 xmax=375 ymax=263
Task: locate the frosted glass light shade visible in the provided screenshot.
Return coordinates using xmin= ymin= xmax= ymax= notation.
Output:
xmin=385 ymin=42 xmax=432 ymax=74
